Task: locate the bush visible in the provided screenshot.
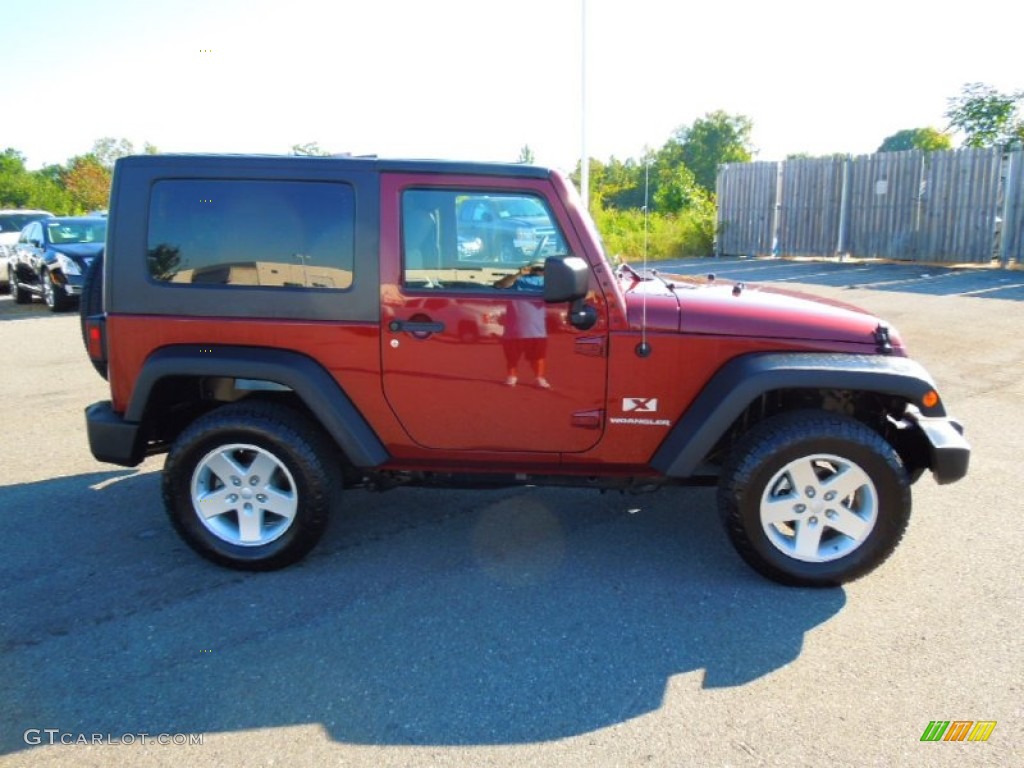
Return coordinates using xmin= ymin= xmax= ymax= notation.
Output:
xmin=592 ymin=204 xmax=715 ymax=261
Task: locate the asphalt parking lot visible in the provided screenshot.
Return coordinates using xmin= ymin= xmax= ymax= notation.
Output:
xmin=1 ymin=258 xmax=1021 ymax=767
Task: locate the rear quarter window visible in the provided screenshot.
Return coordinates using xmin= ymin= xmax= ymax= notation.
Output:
xmin=146 ymin=180 xmax=354 ymax=290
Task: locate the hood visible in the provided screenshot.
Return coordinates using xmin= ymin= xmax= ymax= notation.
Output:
xmin=52 ymin=243 xmax=104 ymax=263
xmin=620 ymin=270 xmax=901 ymax=350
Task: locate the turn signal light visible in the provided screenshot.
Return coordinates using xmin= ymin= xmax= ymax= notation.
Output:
xmin=922 ymin=390 xmax=939 ymax=409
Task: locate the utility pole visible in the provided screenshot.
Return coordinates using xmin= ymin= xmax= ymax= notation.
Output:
xmin=580 ymin=0 xmax=589 ymax=211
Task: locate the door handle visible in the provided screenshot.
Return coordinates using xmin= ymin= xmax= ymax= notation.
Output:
xmin=389 ymin=319 xmax=446 ymax=335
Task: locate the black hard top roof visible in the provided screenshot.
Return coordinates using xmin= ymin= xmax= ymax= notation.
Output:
xmin=114 ymin=153 xmax=552 ymax=179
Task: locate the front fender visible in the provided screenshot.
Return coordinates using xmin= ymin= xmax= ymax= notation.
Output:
xmin=651 ymin=352 xmax=947 ymax=479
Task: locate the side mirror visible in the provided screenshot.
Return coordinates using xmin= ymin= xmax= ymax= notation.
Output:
xmin=543 ymin=256 xmax=588 ymax=303
xmin=543 ymin=256 xmax=598 ymax=331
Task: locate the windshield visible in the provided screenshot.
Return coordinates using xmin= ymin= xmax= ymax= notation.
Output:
xmin=0 ymin=213 xmax=51 ymax=233
xmin=495 ymin=198 xmax=547 ymax=218
xmin=46 ymin=220 xmax=107 ymax=245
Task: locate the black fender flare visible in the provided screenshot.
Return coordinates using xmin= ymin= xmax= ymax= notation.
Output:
xmin=127 ymin=345 xmax=389 ymax=468
xmin=650 ymin=352 xmax=944 ymax=478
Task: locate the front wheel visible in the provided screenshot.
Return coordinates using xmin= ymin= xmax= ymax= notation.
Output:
xmin=42 ymin=270 xmax=73 ymax=312
xmin=717 ymin=411 xmax=911 ymax=587
xmin=163 ymin=401 xmax=341 ymax=570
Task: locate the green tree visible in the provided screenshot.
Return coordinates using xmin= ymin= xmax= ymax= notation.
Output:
xmin=945 ymin=82 xmax=1024 ymax=149
xmin=291 ymin=142 xmax=331 ymax=156
xmin=662 ymin=111 xmax=755 ymax=193
xmin=0 ymin=149 xmax=73 ymax=212
xmin=0 ymin=149 xmax=33 ymax=207
xmin=91 ymin=137 xmax=136 ymax=169
xmin=653 ymin=162 xmax=705 ymax=214
xmin=517 ymin=145 xmax=535 ymax=164
xmin=877 ymin=128 xmax=952 ymax=153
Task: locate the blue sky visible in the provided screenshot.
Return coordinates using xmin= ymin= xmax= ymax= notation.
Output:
xmin=4 ymin=0 xmax=1022 ymax=173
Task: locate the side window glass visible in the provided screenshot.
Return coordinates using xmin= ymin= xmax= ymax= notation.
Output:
xmin=147 ymin=180 xmax=355 ymax=290
xmin=401 ymin=189 xmax=568 ymax=291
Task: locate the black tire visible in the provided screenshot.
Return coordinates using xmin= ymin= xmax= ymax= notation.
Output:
xmin=163 ymin=401 xmax=341 ymax=570
xmin=717 ymin=410 xmax=911 ymax=587
xmin=42 ymin=270 xmax=73 ymax=312
xmin=10 ymin=268 xmax=30 ymax=304
xmin=79 ymin=255 xmax=107 ymax=379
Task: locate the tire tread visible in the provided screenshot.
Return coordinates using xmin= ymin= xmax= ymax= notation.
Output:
xmin=163 ymin=400 xmax=341 ymax=570
xmin=717 ymin=410 xmax=911 ymax=586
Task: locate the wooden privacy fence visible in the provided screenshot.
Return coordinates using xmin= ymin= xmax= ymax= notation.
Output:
xmin=716 ymin=149 xmax=1024 ymax=264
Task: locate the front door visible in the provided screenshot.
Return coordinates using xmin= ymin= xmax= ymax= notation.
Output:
xmin=379 ymin=175 xmax=609 ymax=453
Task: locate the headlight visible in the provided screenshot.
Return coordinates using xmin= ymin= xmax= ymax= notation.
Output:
xmin=55 ymin=252 xmax=81 ymax=276
xmin=458 ymin=237 xmax=483 ymax=256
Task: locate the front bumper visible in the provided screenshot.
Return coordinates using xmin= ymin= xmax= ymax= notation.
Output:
xmin=85 ymin=401 xmax=145 ymax=467
xmin=902 ymin=408 xmax=970 ymax=485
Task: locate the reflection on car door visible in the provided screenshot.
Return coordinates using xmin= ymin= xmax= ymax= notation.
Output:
xmin=379 ymin=175 xmax=610 ymax=454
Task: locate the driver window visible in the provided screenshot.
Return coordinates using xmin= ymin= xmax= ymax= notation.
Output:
xmin=401 ymin=189 xmax=569 ymax=291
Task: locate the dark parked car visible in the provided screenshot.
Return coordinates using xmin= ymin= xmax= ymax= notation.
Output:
xmin=10 ymin=216 xmax=106 ymax=311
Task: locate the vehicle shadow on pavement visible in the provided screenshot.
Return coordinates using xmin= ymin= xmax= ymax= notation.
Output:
xmin=0 ymin=472 xmax=845 ymax=752
xmin=0 ymin=296 xmax=58 ymax=321
xmin=657 ymin=257 xmax=1024 ymax=301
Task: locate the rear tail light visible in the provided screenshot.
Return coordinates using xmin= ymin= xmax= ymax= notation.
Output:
xmin=85 ymin=315 xmax=107 ymax=362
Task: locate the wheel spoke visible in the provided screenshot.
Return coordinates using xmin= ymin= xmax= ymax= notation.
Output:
xmin=261 ymin=487 xmax=297 ymax=520
xmin=204 ymin=451 xmax=246 ymax=486
xmin=794 ymin=518 xmax=824 ymax=559
xmin=196 ymin=486 xmax=237 ymax=519
xmin=237 ymin=506 xmax=265 ymax=543
xmin=247 ymin=452 xmax=280 ymax=486
xmin=762 ymin=496 xmax=798 ymax=525
xmin=822 ymin=464 xmax=871 ymax=502
xmin=828 ymin=507 xmax=871 ymax=541
xmin=786 ymin=459 xmax=822 ymax=498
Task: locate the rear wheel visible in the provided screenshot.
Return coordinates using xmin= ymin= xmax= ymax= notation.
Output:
xmin=163 ymin=401 xmax=341 ymax=570
xmin=10 ymin=268 xmax=30 ymax=304
xmin=717 ymin=410 xmax=911 ymax=586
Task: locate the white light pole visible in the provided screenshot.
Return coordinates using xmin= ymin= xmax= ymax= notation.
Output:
xmin=580 ymin=0 xmax=589 ymax=211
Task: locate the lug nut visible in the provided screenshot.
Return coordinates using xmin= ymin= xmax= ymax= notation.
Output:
xmin=256 ymin=494 xmax=267 ymax=503
xmin=805 ymin=487 xmax=816 ymax=498
xmin=824 ymin=491 xmax=837 ymax=501
xmin=250 ymin=476 xmax=260 ymax=485
xmin=232 ymin=477 xmax=241 ymax=486
xmin=808 ymin=516 xmax=818 ymax=526
xmin=826 ymin=509 xmax=837 ymax=519
xmin=794 ymin=503 xmax=807 ymax=513
xmin=227 ymin=494 xmax=238 ymax=503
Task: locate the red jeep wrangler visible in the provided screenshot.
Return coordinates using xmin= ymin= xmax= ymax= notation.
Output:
xmin=82 ymin=154 xmax=969 ymax=586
